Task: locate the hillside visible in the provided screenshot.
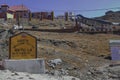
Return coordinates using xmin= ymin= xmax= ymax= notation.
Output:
xmin=95 ymin=10 xmax=120 ymax=23
xmin=18 ymin=30 xmax=120 ymax=79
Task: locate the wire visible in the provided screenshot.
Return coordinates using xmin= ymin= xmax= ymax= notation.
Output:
xmin=73 ymin=7 xmax=120 ymax=12
xmin=34 ymin=7 xmax=120 ymax=12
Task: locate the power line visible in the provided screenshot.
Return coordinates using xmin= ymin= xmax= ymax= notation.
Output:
xmin=74 ymin=7 xmax=120 ymax=12
xmin=35 ymin=7 xmax=120 ymax=12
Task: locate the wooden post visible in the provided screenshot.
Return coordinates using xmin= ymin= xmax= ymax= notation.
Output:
xmin=65 ymin=12 xmax=69 ymax=21
xmin=28 ymin=12 xmax=32 ymax=21
xmin=51 ymin=11 xmax=54 ymax=21
xmin=4 ymin=12 xmax=7 ymax=21
xmin=75 ymin=18 xmax=79 ymax=31
xmin=16 ymin=12 xmax=20 ymax=26
xmin=40 ymin=12 xmax=43 ymax=21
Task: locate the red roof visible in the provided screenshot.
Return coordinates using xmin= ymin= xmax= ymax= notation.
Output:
xmin=8 ymin=5 xmax=30 ymax=12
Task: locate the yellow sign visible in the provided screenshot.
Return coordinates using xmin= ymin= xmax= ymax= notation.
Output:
xmin=9 ymin=32 xmax=37 ymax=59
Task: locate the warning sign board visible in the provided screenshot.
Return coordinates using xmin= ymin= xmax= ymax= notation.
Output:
xmin=9 ymin=32 xmax=37 ymax=59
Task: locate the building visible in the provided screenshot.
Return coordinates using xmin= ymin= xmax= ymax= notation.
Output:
xmin=0 ymin=4 xmax=30 ymax=19
xmin=32 ymin=11 xmax=54 ymax=20
xmin=8 ymin=4 xmax=30 ymax=19
xmin=0 ymin=4 xmax=9 ymax=18
xmin=0 ymin=4 xmax=54 ymax=20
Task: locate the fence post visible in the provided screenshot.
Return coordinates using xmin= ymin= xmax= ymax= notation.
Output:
xmin=16 ymin=12 xmax=20 ymax=26
xmin=40 ymin=12 xmax=43 ymax=21
xmin=4 ymin=12 xmax=7 ymax=21
xmin=28 ymin=12 xmax=32 ymax=21
xmin=65 ymin=12 xmax=69 ymax=21
xmin=51 ymin=11 xmax=54 ymax=21
xmin=75 ymin=18 xmax=79 ymax=31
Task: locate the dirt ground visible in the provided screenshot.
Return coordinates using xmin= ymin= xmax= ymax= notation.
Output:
xmin=25 ymin=31 xmax=120 ymax=77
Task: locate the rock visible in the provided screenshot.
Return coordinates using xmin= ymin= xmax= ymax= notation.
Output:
xmin=48 ymin=70 xmax=55 ymax=75
xmin=54 ymin=70 xmax=60 ymax=76
xmin=13 ymin=24 xmax=23 ymax=30
xmin=11 ymin=72 xmax=19 ymax=76
xmin=0 ymin=61 xmax=4 ymax=70
xmin=58 ymin=69 xmax=68 ymax=75
xmin=0 ymin=69 xmax=80 ymax=80
xmin=87 ymin=72 xmax=91 ymax=75
xmin=18 ymin=77 xmax=24 ymax=79
xmin=72 ymin=78 xmax=76 ymax=80
xmin=47 ymin=59 xmax=62 ymax=68
xmin=29 ymin=77 xmax=35 ymax=80
xmin=2 ymin=23 xmax=8 ymax=26
xmin=109 ymin=64 xmax=120 ymax=67
xmin=7 ymin=77 xmax=11 ymax=79
xmin=48 ymin=69 xmax=68 ymax=77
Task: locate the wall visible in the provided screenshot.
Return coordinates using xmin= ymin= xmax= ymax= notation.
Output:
xmin=7 ymin=13 xmax=14 ymax=19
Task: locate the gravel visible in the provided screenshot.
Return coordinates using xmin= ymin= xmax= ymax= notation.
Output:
xmin=0 ymin=70 xmax=80 ymax=80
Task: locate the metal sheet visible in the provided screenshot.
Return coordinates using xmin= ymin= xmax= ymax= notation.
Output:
xmin=110 ymin=46 xmax=120 ymax=60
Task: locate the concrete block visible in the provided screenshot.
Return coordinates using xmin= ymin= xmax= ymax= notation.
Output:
xmin=3 ymin=58 xmax=45 ymax=74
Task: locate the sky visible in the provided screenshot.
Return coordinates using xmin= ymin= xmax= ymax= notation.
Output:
xmin=0 ymin=0 xmax=120 ymax=18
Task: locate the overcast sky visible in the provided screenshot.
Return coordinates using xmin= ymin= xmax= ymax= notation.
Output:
xmin=0 ymin=0 xmax=120 ymax=17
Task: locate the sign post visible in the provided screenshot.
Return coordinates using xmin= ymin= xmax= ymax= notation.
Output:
xmin=5 ymin=32 xmax=45 ymax=74
xmin=9 ymin=32 xmax=37 ymax=59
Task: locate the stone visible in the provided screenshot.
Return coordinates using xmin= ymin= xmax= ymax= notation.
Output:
xmin=48 ymin=58 xmax=62 ymax=65
xmin=3 ymin=58 xmax=45 ymax=74
xmin=0 ymin=61 xmax=4 ymax=70
xmin=11 ymin=72 xmax=19 ymax=76
xmin=54 ymin=70 xmax=60 ymax=76
xmin=18 ymin=77 xmax=24 ymax=79
xmin=72 ymin=78 xmax=76 ymax=80
xmin=87 ymin=72 xmax=91 ymax=75
xmin=47 ymin=58 xmax=62 ymax=68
